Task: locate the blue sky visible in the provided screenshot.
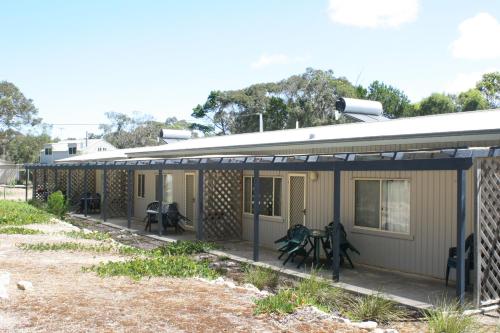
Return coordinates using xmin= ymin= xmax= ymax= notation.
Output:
xmin=1 ymin=0 xmax=499 ymax=139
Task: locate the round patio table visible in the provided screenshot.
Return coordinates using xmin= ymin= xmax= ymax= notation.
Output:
xmin=308 ymin=229 xmax=327 ymax=266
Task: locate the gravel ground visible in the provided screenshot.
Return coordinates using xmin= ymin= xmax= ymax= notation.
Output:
xmin=0 ymin=220 xmax=362 ymax=333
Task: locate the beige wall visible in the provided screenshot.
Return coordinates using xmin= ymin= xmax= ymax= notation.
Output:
xmin=132 ymin=170 xmax=198 ymax=230
xmin=242 ymin=168 xmax=475 ymax=280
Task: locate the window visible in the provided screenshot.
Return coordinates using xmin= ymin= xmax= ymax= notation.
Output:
xmin=137 ymin=174 xmax=145 ymax=198
xmin=68 ymin=147 xmax=77 ymax=154
xmin=243 ymin=176 xmax=282 ymax=217
xmin=155 ymin=173 xmax=173 ymax=203
xmin=354 ymin=179 xmax=410 ymax=234
xmin=45 ymin=148 xmax=52 ymax=155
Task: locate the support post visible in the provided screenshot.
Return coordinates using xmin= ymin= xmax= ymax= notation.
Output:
xmin=83 ymin=169 xmax=88 ymax=217
xmin=157 ymin=169 xmax=163 ymax=235
xmin=25 ymin=167 xmax=28 ymax=202
xmin=332 ymin=169 xmax=341 ymax=281
xmin=253 ymin=169 xmax=261 ymax=261
xmin=54 ymin=169 xmax=58 ymax=192
xmin=127 ymin=170 xmax=133 ymax=229
xmin=32 ymin=170 xmax=37 ymax=201
xmin=43 ymin=169 xmax=47 ymax=194
xmin=67 ymin=169 xmax=72 ymax=206
xmin=196 ymin=171 xmax=204 ymax=240
xmin=102 ymin=169 xmax=107 ymax=222
xmin=457 ymin=169 xmax=467 ymax=303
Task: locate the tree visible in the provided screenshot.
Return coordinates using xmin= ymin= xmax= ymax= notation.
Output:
xmin=476 ymin=71 xmax=500 ymax=108
xmin=6 ymin=133 xmax=51 ymax=163
xmin=365 ymin=81 xmax=411 ymax=118
xmin=414 ymin=93 xmax=456 ymax=116
xmin=191 ymin=68 xmax=359 ymax=135
xmin=457 ymin=89 xmax=489 ymax=112
xmin=0 ymin=81 xmax=41 ymax=156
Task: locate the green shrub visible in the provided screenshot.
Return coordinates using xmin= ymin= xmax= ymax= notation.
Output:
xmin=344 ymin=293 xmax=408 ymax=323
xmin=153 ymin=240 xmax=217 ymax=256
xmin=0 ymin=226 xmax=42 ymax=235
xmin=0 ymin=200 xmax=52 ymax=225
xmin=424 ymin=301 xmax=478 ymax=333
xmin=46 ymin=191 xmax=67 ymax=219
xmin=243 ymin=266 xmax=279 ymax=290
xmin=86 ymin=255 xmax=219 ymax=280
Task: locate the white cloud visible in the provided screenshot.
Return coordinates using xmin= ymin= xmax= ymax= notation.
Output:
xmin=251 ymin=54 xmax=306 ymax=69
xmin=327 ymin=0 xmax=419 ymax=28
xmin=444 ymin=69 xmax=497 ymax=94
xmin=450 ymin=13 xmax=500 ymax=60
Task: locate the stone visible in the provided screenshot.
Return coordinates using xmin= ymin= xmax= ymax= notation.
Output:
xmin=352 ymin=321 xmax=378 ymax=330
xmin=16 ymin=281 xmax=33 ymax=291
xmin=0 ymin=272 xmax=10 ymax=299
xmin=242 ymin=283 xmax=260 ymax=293
xmin=383 ymin=329 xmax=399 ymax=333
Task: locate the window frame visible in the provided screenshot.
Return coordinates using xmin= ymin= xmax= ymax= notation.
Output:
xmin=353 ymin=177 xmax=412 ymax=239
xmin=68 ymin=147 xmax=77 ymax=155
xmin=243 ymin=175 xmax=283 ymax=218
xmin=45 ymin=148 xmax=52 ymax=155
xmin=137 ymin=174 xmax=146 ymax=198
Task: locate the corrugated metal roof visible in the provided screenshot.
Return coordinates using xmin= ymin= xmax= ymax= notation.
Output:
xmin=126 ymin=109 xmax=500 ymax=158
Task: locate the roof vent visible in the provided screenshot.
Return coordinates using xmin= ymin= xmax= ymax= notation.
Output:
xmin=335 ymin=97 xmax=389 ymax=122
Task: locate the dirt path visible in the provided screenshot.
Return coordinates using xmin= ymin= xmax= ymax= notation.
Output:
xmin=0 ymin=221 xmax=361 ymax=333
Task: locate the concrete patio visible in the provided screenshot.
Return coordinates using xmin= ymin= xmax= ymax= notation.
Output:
xmin=71 ymin=214 xmax=466 ymax=309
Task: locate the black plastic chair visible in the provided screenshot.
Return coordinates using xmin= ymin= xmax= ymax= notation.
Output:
xmin=282 ymin=225 xmax=311 ymax=268
xmin=162 ymin=202 xmax=187 ymax=234
xmin=324 ymin=222 xmax=360 ymax=268
xmin=446 ymin=233 xmax=474 ymax=287
xmin=144 ymin=201 xmax=160 ymax=232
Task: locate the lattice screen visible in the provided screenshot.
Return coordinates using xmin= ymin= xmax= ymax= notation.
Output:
xmin=68 ymin=169 xmax=96 ymax=210
xmin=203 ymin=170 xmax=243 ymax=241
xmin=478 ymin=158 xmax=500 ymax=305
xmin=103 ymin=169 xmax=129 ymax=217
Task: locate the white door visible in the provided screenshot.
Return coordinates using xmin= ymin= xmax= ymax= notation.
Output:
xmin=288 ymin=174 xmax=306 ymax=227
xmin=184 ymin=173 xmax=195 ymax=228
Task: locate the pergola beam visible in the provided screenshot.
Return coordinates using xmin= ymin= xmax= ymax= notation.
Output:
xmin=456 ymin=169 xmax=467 ymax=303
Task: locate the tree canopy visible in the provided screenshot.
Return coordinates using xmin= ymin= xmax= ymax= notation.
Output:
xmin=100 ymin=112 xmax=194 ymax=149
xmin=0 ymin=81 xmax=41 ymax=157
xmin=192 ymin=69 xmax=499 ymax=135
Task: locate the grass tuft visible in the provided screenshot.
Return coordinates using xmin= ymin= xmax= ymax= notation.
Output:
xmin=0 ymin=200 xmax=53 ymax=225
xmin=19 ymin=242 xmax=115 ymax=253
xmin=424 ymin=301 xmax=479 ymax=333
xmin=64 ymin=230 xmax=111 ymax=241
xmin=152 ymin=240 xmax=217 ymax=256
xmin=243 ymin=266 xmax=279 ymax=290
xmin=86 ymin=255 xmax=219 ymax=280
xmin=344 ymin=293 xmax=408 ymax=323
xmin=0 ymin=226 xmax=43 ymax=235
xmin=254 ymin=289 xmax=298 ymax=315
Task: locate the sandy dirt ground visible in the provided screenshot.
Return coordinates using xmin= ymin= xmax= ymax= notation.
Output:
xmin=0 ymin=221 xmax=363 ymax=333
xmin=0 ymin=187 xmax=31 ymax=201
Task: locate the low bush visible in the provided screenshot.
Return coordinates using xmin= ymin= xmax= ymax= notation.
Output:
xmin=86 ymin=255 xmax=219 ymax=280
xmin=46 ymin=191 xmax=67 ymax=219
xmin=0 ymin=226 xmax=42 ymax=235
xmin=153 ymin=240 xmax=217 ymax=256
xmin=424 ymin=301 xmax=478 ymax=333
xmin=344 ymin=293 xmax=408 ymax=323
xmin=243 ymin=266 xmax=279 ymax=290
xmin=0 ymin=200 xmax=52 ymax=225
